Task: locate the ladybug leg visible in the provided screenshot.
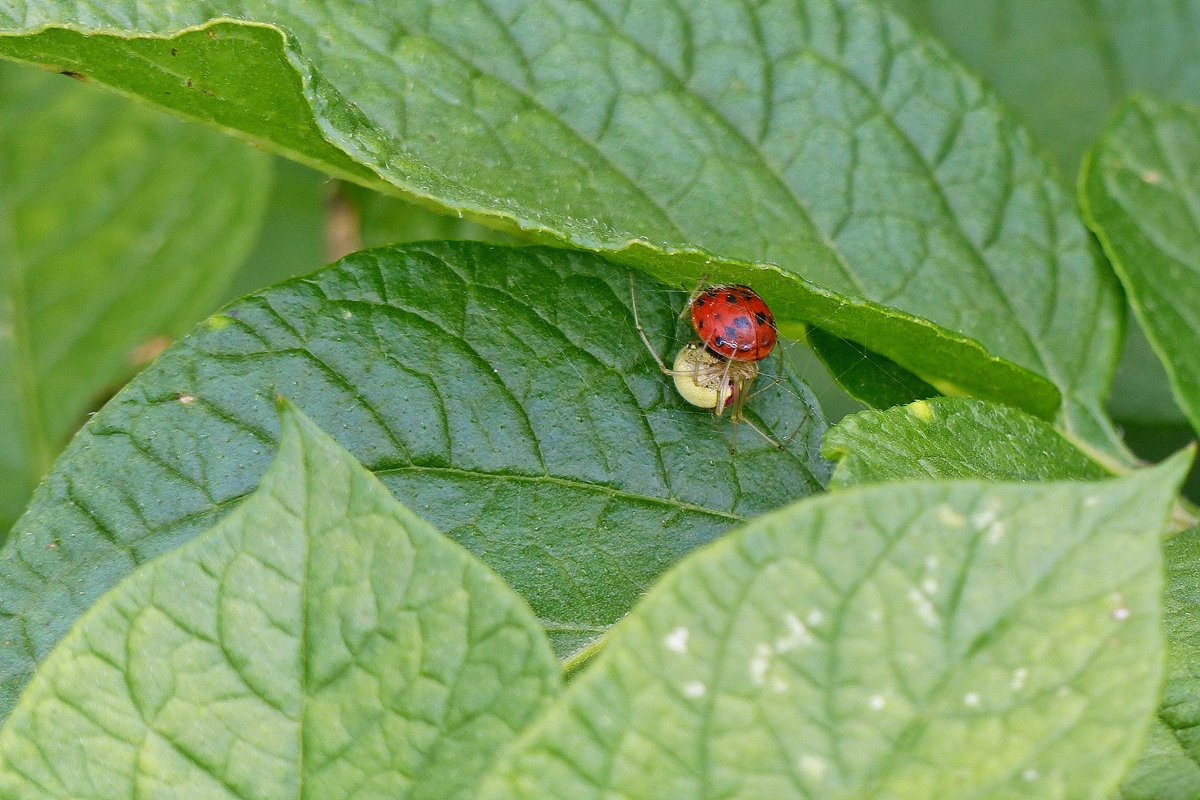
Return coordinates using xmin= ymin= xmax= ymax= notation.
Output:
xmin=630 ymin=272 xmax=672 ymax=375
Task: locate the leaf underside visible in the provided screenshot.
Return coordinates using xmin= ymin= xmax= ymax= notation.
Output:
xmin=0 ymin=0 xmax=1130 ymax=442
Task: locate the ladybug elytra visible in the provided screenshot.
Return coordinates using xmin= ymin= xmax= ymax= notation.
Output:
xmin=689 ymin=285 xmax=777 ymax=361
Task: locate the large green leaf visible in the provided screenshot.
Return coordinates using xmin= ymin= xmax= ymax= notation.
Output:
xmin=0 ymin=61 xmax=270 ymax=534
xmin=822 ymin=397 xmax=1110 ymax=487
xmin=479 ymin=455 xmax=1189 ymax=800
xmin=0 ymin=401 xmax=562 ymax=800
xmin=0 ymin=1 xmax=1130 ymax=439
xmin=1082 ymin=96 xmax=1200 ymax=438
xmin=1120 ymin=525 xmax=1200 ymax=800
xmin=887 ymin=0 xmax=1200 ymax=178
xmin=0 ymin=240 xmax=827 ymax=722
xmin=805 ymin=326 xmax=938 ymax=410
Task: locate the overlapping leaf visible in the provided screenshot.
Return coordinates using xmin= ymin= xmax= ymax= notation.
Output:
xmin=0 ymin=402 xmax=562 ymax=800
xmin=0 ymin=0 xmax=1131 ymax=440
xmin=479 ymin=456 xmax=1188 ymax=800
xmin=822 ymin=397 xmax=1110 ymax=487
xmin=1082 ymin=97 xmax=1200 ymax=437
xmin=0 ymin=61 xmax=270 ymax=534
xmin=0 ymin=241 xmax=827 ymax=722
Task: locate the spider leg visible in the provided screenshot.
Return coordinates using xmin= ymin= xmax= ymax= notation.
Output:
xmin=630 ymin=272 xmax=672 ymax=375
xmin=678 ymin=273 xmax=710 ymax=320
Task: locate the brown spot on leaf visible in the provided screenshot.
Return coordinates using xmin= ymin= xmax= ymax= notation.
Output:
xmin=129 ymin=334 xmax=172 ymax=365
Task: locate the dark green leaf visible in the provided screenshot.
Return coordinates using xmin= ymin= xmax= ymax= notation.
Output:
xmin=1082 ymin=96 xmax=1200 ymax=438
xmin=479 ymin=455 xmax=1189 ymax=800
xmin=0 ymin=1 xmax=1126 ymax=436
xmin=805 ymin=326 xmax=939 ymax=409
xmin=0 ymin=61 xmax=270 ymax=533
xmin=0 ymin=401 xmax=561 ymax=800
xmin=0 ymin=241 xmax=828 ymax=723
xmin=822 ymin=397 xmax=1110 ymax=488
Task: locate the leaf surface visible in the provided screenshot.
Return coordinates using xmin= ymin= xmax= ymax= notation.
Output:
xmin=805 ymin=326 xmax=938 ymax=410
xmin=479 ymin=456 xmax=1189 ymax=800
xmin=0 ymin=61 xmax=270 ymax=534
xmin=0 ymin=0 xmax=1128 ymax=434
xmin=0 ymin=401 xmax=561 ymax=800
xmin=886 ymin=0 xmax=1200 ymax=177
xmin=822 ymin=397 xmax=1110 ymax=488
xmin=0 ymin=241 xmax=827 ymax=722
xmin=1082 ymin=96 xmax=1200 ymax=437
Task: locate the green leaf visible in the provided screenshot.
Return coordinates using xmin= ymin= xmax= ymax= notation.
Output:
xmin=1082 ymin=96 xmax=1200 ymax=438
xmin=0 ymin=240 xmax=828 ymax=723
xmin=0 ymin=400 xmax=562 ymax=800
xmin=0 ymin=1 xmax=1127 ymax=435
xmin=1120 ymin=525 xmax=1200 ymax=800
xmin=479 ymin=455 xmax=1189 ymax=800
xmin=1110 ymin=312 xmax=1190 ymax=426
xmin=886 ymin=0 xmax=1200 ymax=178
xmin=805 ymin=326 xmax=939 ymax=410
xmin=0 ymin=61 xmax=271 ymax=534
xmin=822 ymin=397 xmax=1111 ymax=488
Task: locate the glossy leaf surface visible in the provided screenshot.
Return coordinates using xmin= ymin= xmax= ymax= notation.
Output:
xmin=0 ymin=241 xmax=827 ymax=722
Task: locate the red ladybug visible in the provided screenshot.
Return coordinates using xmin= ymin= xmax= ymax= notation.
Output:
xmin=689 ymin=285 xmax=777 ymax=361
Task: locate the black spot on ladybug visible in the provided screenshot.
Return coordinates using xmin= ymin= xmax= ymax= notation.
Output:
xmin=769 ymin=318 xmax=777 ymax=329
xmin=724 ymin=326 xmax=738 ymax=340
xmin=725 ymin=293 xmax=738 ymax=303
xmin=740 ymin=290 xmax=755 ymax=300
xmin=733 ymin=316 xmax=752 ymax=330
xmin=755 ymin=311 xmax=767 ymax=325
xmin=697 ymin=319 xmax=706 ymax=330
xmin=695 ymin=297 xmax=706 ymax=308
xmin=713 ymin=336 xmax=727 ymax=348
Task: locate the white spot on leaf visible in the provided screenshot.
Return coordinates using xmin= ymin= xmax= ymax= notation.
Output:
xmin=936 ymin=506 xmax=966 ymax=528
xmin=750 ymin=643 xmax=772 ymax=685
xmin=908 ymin=588 xmax=940 ymax=627
xmin=1023 ymin=769 xmax=1039 ymax=782
xmin=807 ymin=609 xmax=824 ymax=626
xmin=664 ymin=627 xmax=689 ymax=653
xmin=683 ymin=681 xmax=706 ymax=698
xmin=799 ymin=755 xmax=827 ymax=781
xmin=869 ymin=694 xmax=886 ymax=710
xmin=964 ymin=692 xmax=980 ymax=707
xmin=1011 ymin=667 xmax=1028 ymax=690
xmin=986 ymin=521 xmax=1006 ymax=544
xmin=775 ymin=613 xmax=813 ymax=652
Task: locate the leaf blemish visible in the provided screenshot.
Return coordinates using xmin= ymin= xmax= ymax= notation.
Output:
xmin=664 ymin=627 xmax=689 ymax=653
xmin=775 ymin=613 xmax=813 ymax=652
xmin=869 ymin=694 xmax=886 ymax=710
xmin=683 ymin=681 xmax=706 ymax=698
xmin=986 ymin=522 xmax=1006 ymax=544
xmin=936 ymin=506 xmax=966 ymax=528
xmin=1011 ymin=667 xmax=1028 ymax=690
xmin=908 ymin=588 xmax=940 ymax=627
xmin=750 ymin=643 xmax=772 ymax=685
xmin=799 ymin=755 xmax=827 ymax=781
xmin=964 ymin=692 xmax=980 ymax=707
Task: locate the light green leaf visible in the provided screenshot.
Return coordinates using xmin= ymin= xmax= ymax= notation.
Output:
xmin=1120 ymin=525 xmax=1200 ymax=800
xmin=344 ymin=183 xmax=526 ymax=252
xmin=1082 ymin=96 xmax=1200 ymax=438
xmin=0 ymin=0 xmax=1128 ymax=434
xmin=886 ymin=0 xmax=1200 ymax=178
xmin=0 ymin=400 xmax=562 ymax=800
xmin=0 ymin=241 xmax=827 ymax=722
xmin=805 ymin=326 xmax=938 ymax=410
xmin=0 ymin=61 xmax=270 ymax=534
xmin=479 ymin=455 xmax=1189 ymax=800
xmin=822 ymin=397 xmax=1110 ymax=488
